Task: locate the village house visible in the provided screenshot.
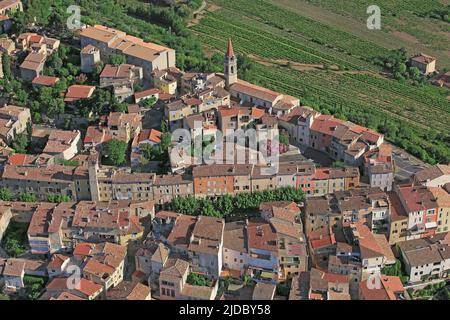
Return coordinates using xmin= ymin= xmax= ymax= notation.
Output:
xmin=19 ymin=52 xmax=46 ymax=81
xmin=134 ymin=88 xmax=160 ymax=105
xmin=83 ymin=125 xmax=111 ymax=151
xmin=46 ymin=254 xmax=71 ymax=279
xmin=363 ymin=144 xmax=394 ymax=191
xmin=0 ymin=105 xmax=31 ymax=144
xmin=165 ymin=96 xmax=202 ymax=130
xmin=181 ymin=72 xmax=225 ymax=95
xmin=134 ymin=242 xmax=170 ymax=286
xmin=16 ymin=33 xmax=60 ymax=55
xmin=152 ymin=174 xmax=194 ymax=206
xmin=387 ymin=191 xmax=409 ymax=245
xmin=409 ymin=53 xmax=437 ymax=75
xmin=192 ymin=164 xmax=252 ymax=198
xmin=105 ymin=111 xmax=142 ymax=143
xmin=0 ymin=205 xmax=12 ymax=242
xmin=79 ymin=25 xmax=175 ymax=80
xmin=304 ymin=187 xmax=388 ymax=236
xmin=289 ymin=268 xmax=351 ymax=300
xmin=27 ymin=202 xmax=74 ymax=254
xmin=99 ymin=64 xmax=143 ymax=102
xmin=428 ymin=187 xmax=450 ymax=234
xmin=1 ymin=258 xmax=25 ymax=292
xmin=1 ymin=258 xmax=46 ymax=293
xmin=151 ymin=68 xmax=178 ymax=95
xmin=246 ymin=222 xmax=279 ymax=283
xmin=74 ymin=242 xmax=127 ymax=291
xmin=31 ymin=75 xmax=60 ymax=89
xmin=182 ymin=110 xmax=217 ymax=143
xmin=222 ymin=221 xmax=248 ymax=277
xmin=106 ymin=281 xmax=151 ymax=300
xmin=0 ymin=164 xmax=88 ymax=201
xmin=64 ymin=84 xmax=96 ymax=104
xmin=397 ymin=234 xmax=450 ymax=283
xmin=394 ymin=184 xmax=439 ymax=240
xmin=71 ymin=201 xmax=145 ymax=246
xmin=187 ymin=215 xmax=224 ymax=279
xmin=359 ymin=275 xmax=408 ymax=300
xmin=413 ymin=164 xmax=450 ymax=188
xmin=80 ymin=44 xmax=101 ymax=73
xmin=328 ymin=242 xmax=362 ymax=299
xmin=158 ymin=257 xmax=219 ymax=300
xmin=130 ymin=128 xmax=162 ymax=167
xmin=44 ymin=276 xmax=103 ymax=300
xmin=40 ymin=129 xmax=82 ymax=160
xmin=198 ymin=86 xmax=230 ymax=112
xmin=0 ymin=0 xmax=22 ymax=16
xmin=349 ymin=222 xmax=395 ymax=280
xmin=270 ymin=217 xmax=308 ymax=281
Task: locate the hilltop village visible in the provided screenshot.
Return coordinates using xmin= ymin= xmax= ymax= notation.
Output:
xmin=0 ymin=0 xmax=449 ymax=301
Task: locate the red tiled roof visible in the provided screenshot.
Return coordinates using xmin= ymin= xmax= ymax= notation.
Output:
xmin=134 ymin=88 xmax=159 ymax=100
xmin=64 ymin=85 xmax=95 ymax=102
xmin=47 ymin=277 xmax=103 ymax=297
xmin=32 ymin=76 xmax=59 ymax=87
xmin=8 ymin=153 xmax=27 ymax=165
xmin=73 ymin=243 xmax=94 ymax=257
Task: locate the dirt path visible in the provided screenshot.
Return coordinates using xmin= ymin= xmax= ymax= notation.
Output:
xmin=188 ymin=1 xmax=220 ymax=27
xmin=249 ymin=54 xmax=381 ymax=76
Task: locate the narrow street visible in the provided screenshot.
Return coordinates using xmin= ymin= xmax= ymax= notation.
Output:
xmin=0 ymin=245 xmax=9 ymax=259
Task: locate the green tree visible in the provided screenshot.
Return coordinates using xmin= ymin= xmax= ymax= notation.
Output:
xmin=1 ymin=53 xmax=12 ymax=80
xmin=109 ymin=54 xmax=127 ymax=65
xmin=11 ymin=133 xmax=29 ymax=154
xmin=47 ymin=193 xmax=72 ymax=203
xmin=0 ymin=188 xmax=12 ymax=201
xmin=103 ymin=139 xmax=128 ymax=166
xmin=18 ymin=193 xmax=36 ymax=202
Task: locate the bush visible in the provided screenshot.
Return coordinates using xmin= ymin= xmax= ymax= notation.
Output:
xmin=18 ymin=193 xmax=36 ymax=202
xmin=47 ymin=193 xmax=72 ymax=203
xmin=0 ymin=187 xmax=12 ymax=201
xmin=187 ymin=273 xmax=213 ymax=287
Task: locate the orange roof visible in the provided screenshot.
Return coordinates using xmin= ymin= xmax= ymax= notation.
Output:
xmin=314 ymin=168 xmax=330 ymax=180
xmin=29 ymin=34 xmax=44 ymax=43
xmin=251 ymin=107 xmax=265 ymax=119
xmin=64 ymin=85 xmax=95 ymax=102
xmin=8 ymin=153 xmax=27 ymax=165
xmin=47 ymin=277 xmax=102 ymax=297
xmin=134 ymin=88 xmax=160 ymax=100
xmin=32 ymin=75 xmax=60 ymax=87
xmin=73 ymin=242 xmax=94 ymax=257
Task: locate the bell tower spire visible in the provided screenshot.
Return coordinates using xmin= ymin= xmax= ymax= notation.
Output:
xmin=224 ymin=38 xmax=237 ymax=89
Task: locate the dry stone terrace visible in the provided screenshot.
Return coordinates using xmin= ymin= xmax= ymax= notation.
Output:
xmin=0 ymin=8 xmax=448 ymax=301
